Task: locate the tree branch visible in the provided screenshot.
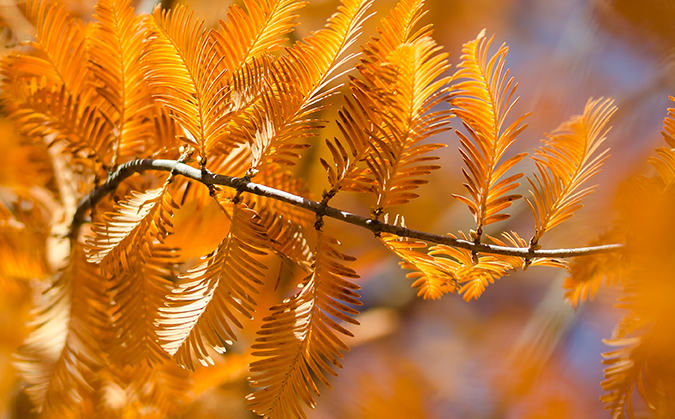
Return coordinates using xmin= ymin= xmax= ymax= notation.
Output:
xmin=70 ymin=158 xmax=624 ymax=258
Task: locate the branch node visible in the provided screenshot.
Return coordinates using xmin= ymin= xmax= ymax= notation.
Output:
xmin=234 ymin=174 xmax=253 ymax=202
xmin=314 ymin=195 xmax=329 ymax=231
xmin=524 ymin=242 xmax=542 ymax=270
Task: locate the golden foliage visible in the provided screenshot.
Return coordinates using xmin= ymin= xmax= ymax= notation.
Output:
xmin=380 ymin=216 xmax=457 ymax=300
xmin=16 ymin=0 xmax=89 ymax=95
xmin=383 ymin=226 xmax=565 ymax=302
xmin=85 ymin=180 xmax=178 ymax=277
xmin=246 ymin=233 xmax=361 ymax=418
xmin=108 ymin=249 xmax=177 ymax=366
xmin=258 ymin=208 xmax=313 ymax=271
xmin=381 ymin=231 xmax=457 ymax=300
xmin=2 ymin=82 xmax=114 ymax=168
xmin=324 ymin=0 xmax=452 ymax=214
xmin=576 ymin=97 xmax=675 ymax=417
xmin=14 ymin=245 xmax=108 ymax=416
xmin=563 ymin=230 xmax=624 ymax=309
xmin=0 ymin=0 xmax=664 ymax=417
xmin=320 ymin=0 xmax=439 ymax=197
xmin=450 ymin=29 xmax=528 ymax=234
xmin=215 ymin=0 xmax=305 ymax=71
xmin=280 ymin=0 xmax=373 ymax=105
xmin=89 ymin=0 xmax=155 ymax=165
xmin=384 ymin=229 xmax=517 ymax=302
xmin=145 ymin=5 xmax=234 ymax=161
xmin=528 ymin=98 xmax=616 ymax=244
xmin=245 ymin=0 xmax=374 ymax=172
xmin=429 ymin=232 xmax=515 ymax=301
xmin=364 ymin=35 xmax=451 ymax=211
xmin=600 ymin=337 xmax=645 ymax=419
xmin=158 ymin=202 xmax=269 ymax=370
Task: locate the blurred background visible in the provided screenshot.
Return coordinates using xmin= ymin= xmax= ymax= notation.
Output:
xmin=1 ymin=0 xmax=673 ymax=417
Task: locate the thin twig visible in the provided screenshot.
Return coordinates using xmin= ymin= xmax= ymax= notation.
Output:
xmin=69 ymin=158 xmax=624 ymax=258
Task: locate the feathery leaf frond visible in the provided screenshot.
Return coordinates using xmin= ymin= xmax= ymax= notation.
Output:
xmin=215 ymin=0 xmax=306 ymax=71
xmin=380 ymin=216 xmax=456 ymax=299
xmin=660 ymin=96 xmax=675 ymax=149
xmin=158 ymin=202 xmax=269 ymax=370
xmin=321 ymin=87 xmax=376 ymax=193
xmin=600 ymin=337 xmax=644 ymax=419
xmin=89 ymin=0 xmax=155 ymax=166
xmin=593 ymin=113 xmax=675 ymax=417
xmin=527 ymin=98 xmax=616 ymax=244
xmin=14 ymin=0 xmax=89 ymax=95
xmin=450 ymin=30 xmax=528 ymax=234
xmin=85 ymin=179 xmax=178 ymax=277
xmin=427 ymin=232 xmax=513 ymax=301
xmin=329 ymin=0 xmax=451 ymax=214
xmin=2 ymin=82 xmax=113 ymax=168
xmin=247 ymin=0 xmax=373 ymax=169
xmin=284 ymin=0 xmax=373 ymax=106
xmin=246 ymin=232 xmax=361 ymax=418
xmin=376 ymin=0 xmax=431 ymax=47
xmin=382 ymin=234 xmax=457 ymax=300
xmin=145 ymin=5 xmax=233 ymax=160
xmin=366 ymin=36 xmax=452 ymax=212
xmin=651 ymin=96 xmax=675 ymax=183
xmin=322 ymin=1 xmax=450 ymax=217
xmin=259 ymin=208 xmax=313 ymax=271
xmin=108 ymin=247 xmax=178 ymax=366
xmin=14 ymin=245 xmax=108 ymax=415
xmin=245 ymin=68 xmax=313 ymax=169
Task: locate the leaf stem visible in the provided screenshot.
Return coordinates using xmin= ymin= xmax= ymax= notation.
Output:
xmin=69 ymin=158 xmax=624 ymax=258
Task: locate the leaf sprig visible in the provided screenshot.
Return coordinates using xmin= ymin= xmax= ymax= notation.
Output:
xmin=527 ymin=97 xmax=616 ymax=246
xmin=450 ymin=29 xmax=529 ymax=237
